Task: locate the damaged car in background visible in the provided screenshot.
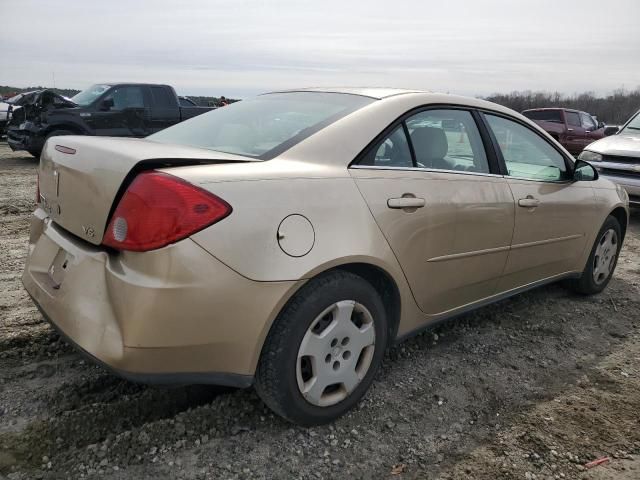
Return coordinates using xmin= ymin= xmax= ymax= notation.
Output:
xmin=6 ymin=83 xmax=215 ymax=157
xmin=579 ymin=108 xmax=640 ymax=206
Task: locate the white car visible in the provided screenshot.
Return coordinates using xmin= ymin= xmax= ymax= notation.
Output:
xmin=579 ymin=109 xmax=640 ymax=206
xmin=0 ymin=101 xmax=12 ymax=131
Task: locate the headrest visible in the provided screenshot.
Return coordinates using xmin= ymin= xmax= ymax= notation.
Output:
xmin=410 ymin=127 xmax=448 ymax=161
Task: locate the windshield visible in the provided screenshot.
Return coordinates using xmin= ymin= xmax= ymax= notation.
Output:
xmin=6 ymin=93 xmax=27 ymax=104
xmin=71 ymin=84 xmax=111 ymax=106
xmin=621 ymin=111 xmax=640 ymax=133
xmin=148 ymin=92 xmax=374 ymax=158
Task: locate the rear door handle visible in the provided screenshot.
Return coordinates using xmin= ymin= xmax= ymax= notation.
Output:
xmin=518 ymin=196 xmax=540 ymax=208
xmin=387 ymin=197 xmax=426 ymax=209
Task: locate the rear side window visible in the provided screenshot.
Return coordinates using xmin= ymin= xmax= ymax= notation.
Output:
xmin=151 ymin=87 xmax=176 ymax=108
xmin=357 ymin=109 xmax=490 ymax=174
xmin=485 ymin=114 xmax=568 ymax=182
xmin=149 ymin=92 xmax=374 ymax=159
xmin=405 ymin=110 xmax=489 ymax=173
xmin=359 ymin=126 xmax=412 ymax=168
xmin=565 ymin=111 xmax=581 ymax=127
xmin=523 ymin=110 xmax=563 ymax=123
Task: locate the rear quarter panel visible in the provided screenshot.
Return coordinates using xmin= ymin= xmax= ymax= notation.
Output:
xmin=167 ymin=161 xmax=428 ymax=337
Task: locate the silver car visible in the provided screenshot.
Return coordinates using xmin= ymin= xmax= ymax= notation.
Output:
xmin=579 ymin=110 xmax=640 ymax=206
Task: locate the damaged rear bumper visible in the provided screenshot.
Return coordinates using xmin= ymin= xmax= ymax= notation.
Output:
xmin=22 ymin=208 xmax=300 ymax=386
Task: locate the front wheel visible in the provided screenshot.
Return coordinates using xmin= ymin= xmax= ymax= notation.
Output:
xmin=569 ymin=215 xmax=622 ymax=295
xmin=255 ymin=271 xmax=388 ymax=426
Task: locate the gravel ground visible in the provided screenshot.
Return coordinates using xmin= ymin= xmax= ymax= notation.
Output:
xmin=0 ymin=142 xmax=639 ymax=480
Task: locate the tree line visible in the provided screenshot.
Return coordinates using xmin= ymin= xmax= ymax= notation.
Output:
xmin=484 ymin=87 xmax=640 ymax=125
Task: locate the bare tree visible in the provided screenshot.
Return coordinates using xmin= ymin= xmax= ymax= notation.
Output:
xmin=485 ymin=87 xmax=640 ymax=124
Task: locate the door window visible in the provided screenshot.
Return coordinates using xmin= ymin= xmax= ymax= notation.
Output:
xmin=150 ymin=87 xmax=176 ymax=108
xmin=405 ymin=109 xmax=489 ymax=173
xmin=485 ymin=114 xmax=569 ymax=182
xmin=359 ymin=125 xmax=413 ymax=168
xmin=565 ymin=111 xmax=581 ymax=127
xmin=580 ymin=113 xmax=597 ymax=130
xmin=104 ymin=86 xmax=145 ymax=110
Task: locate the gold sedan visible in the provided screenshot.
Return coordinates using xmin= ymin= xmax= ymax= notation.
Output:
xmin=23 ymin=88 xmax=629 ymax=425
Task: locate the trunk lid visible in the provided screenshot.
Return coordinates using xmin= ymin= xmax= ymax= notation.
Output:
xmin=38 ymin=136 xmax=257 ymax=245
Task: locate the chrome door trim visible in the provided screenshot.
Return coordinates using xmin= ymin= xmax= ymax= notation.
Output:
xmin=349 ymin=164 xmax=504 ymax=179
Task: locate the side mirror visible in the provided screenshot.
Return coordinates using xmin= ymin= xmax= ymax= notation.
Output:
xmin=604 ymin=125 xmax=619 ymax=136
xmin=100 ymin=98 xmax=114 ymax=111
xmin=573 ymin=160 xmax=598 ymax=181
xmin=597 ymin=121 xmax=605 ymax=129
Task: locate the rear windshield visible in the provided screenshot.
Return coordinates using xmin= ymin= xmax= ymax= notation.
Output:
xmin=147 ymin=92 xmax=374 ymax=159
xmin=522 ymin=110 xmax=563 ymax=123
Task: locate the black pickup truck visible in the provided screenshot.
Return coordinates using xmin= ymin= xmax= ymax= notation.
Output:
xmin=6 ymin=83 xmax=215 ymax=157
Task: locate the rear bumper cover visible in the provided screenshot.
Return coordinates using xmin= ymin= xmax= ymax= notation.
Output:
xmin=22 ymin=208 xmax=299 ymax=385
xmin=30 ymin=294 xmax=253 ymax=388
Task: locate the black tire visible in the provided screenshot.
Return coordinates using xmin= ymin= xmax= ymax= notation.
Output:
xmin=29 ymin=129 xmax=76 ymax=159
xmin=569 ymin=215 xmax=622 ymax=295
xmin=46 ymin=129 xmax=75 ymax=142
xmin=255 ymin=270 xmax=388 ymax=426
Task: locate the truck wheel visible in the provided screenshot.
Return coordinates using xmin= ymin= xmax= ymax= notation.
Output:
xmin=46 ymin=129 xmax=75 ymax=142
xmin=31 ymin=130 xmax=75 ymax=159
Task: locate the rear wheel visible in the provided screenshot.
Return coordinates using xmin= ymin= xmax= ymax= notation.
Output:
xmin=255 ymin=271 xmax=388 ymax=426
xmin=569 ymin=215 xmax=622 ymax=295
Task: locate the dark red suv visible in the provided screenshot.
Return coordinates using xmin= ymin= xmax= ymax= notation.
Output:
xmin=522 ymin=108 xmax=606 ymax=154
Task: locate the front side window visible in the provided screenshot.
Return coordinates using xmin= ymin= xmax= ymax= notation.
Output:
xmin=71 ymin=84 xmax=111 ymax=106
xmin=485 ymin=114 xmax=568 ymax=182
xmin=580 ymin=113 xmax=596 ymax=130
xmin=104 ymin=86 xmax=145 ymax=110
xmin=406 ymin=109 xmax=489 ymax=173
xmin=149 ymin=92 xmax=374 ymax=159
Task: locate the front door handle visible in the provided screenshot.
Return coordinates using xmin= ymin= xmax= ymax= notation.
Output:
xmin=518 ymin=196 xmax=540 ymax=208
xmin=387 ymin=197 xmax=426 ymax=209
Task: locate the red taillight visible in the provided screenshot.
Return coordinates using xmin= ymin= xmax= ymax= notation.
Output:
xmin=102 ymin=171 xmax=232 ymax=252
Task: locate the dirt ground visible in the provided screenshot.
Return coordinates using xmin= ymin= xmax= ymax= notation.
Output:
xmin=0 ymin=142 xmax=639 ymax=480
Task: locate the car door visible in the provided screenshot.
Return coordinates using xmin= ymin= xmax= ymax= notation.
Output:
xmin=482 ymin=113 xmax=595 ymax=291
xmin=563 ymin=111 xmax=586 ymax=154
xmin=87 ymin=85 xmax=148 ymax=137
xmin=350 ymin=108 xmax=515 ymax=315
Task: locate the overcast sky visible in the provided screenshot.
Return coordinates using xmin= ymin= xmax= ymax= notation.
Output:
xmin=2 ymin=0 xmax=639 ymax=98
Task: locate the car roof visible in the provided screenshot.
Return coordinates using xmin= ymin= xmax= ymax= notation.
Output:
xmin=523 ymin=107 xmax=586 ymax=114
xmin=266 ymin=87 xmax=426 ymax=99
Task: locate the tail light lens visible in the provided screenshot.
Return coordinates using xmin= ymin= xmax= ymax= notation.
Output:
xmin=102 ymin=171 xmax=231 ymax=252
